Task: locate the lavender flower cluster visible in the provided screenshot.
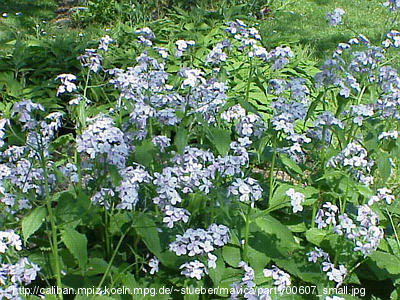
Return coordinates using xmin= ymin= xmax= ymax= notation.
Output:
xmin=0 ymin=231 xmax=39 ymax=300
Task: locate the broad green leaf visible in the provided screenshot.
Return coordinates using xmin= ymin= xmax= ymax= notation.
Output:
xmin=370 ymin=251 xmax=400 ymax=275
xmin=376 ymin=154 xmax=392 ymax=183
xmin=22 ymin=207 xmax=46 ymax=242
xmin=305 ymin=228 xmax=326 ymax=246
xmin=254 ymin=215 xmax=300 ymax=257
xmin=208 ymin=127 xmax=231 ymax=156
xmin=269 ymin=183 xmax=292 ymax=211
xmin=135 ymin=213 xmax=162 ymax=257
xmin=85 ymin=257 xmax=108 ymax=276
xmin=175 ymin=127 xmax=188 ymax=154
xmin=61 ymin=228 xmax=88 ymax=269
xmin=134 ymin=140 xmax=155 ymax=167
xmin=222 ymin=245 xmax=241 ymax=267
xmin=279 ymin=154 xmax=302 ymax=174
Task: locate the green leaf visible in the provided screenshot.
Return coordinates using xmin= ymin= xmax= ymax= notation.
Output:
xmin=61 ymin=228 xmax=88 ymax=269
xmin=279 ymin=154 xmax=302 ymax=174
xmin=305 ymin=228 xmax=326 ymax=246
xmin=175 ymin=127 xmax=188 ymax=154
xmin=134 ymin=140 xmax=155 ymax=167
xmin=22 ymin=207 xmax=46 ymax=242
xmin=135 ymin=213 xmax=162 ymax=257
xmin=376 ymin=154 xmax=392 ymax=183
xmin=370 ymin=251 xmax=400 ymax=275
xmin=254 ymin=215 xmax=300 ymax=254
xmin=222 ymin=245 xmax=241 ymax=267
xmin=269 ymin=183 xmax=292 ymax=211
xmin=208 ymin=127 xmax=231 ymax=156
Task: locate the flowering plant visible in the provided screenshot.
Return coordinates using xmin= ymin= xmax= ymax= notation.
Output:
xmin=0 ymin=7 xmax=399 ymax=300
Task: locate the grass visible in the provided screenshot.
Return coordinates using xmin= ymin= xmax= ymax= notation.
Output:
xmin=260 ymin=0 xmax=397 ymax=61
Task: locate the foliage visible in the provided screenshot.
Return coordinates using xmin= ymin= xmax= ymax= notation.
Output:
xmin=0 ymin=1 xmax=400 ymax=300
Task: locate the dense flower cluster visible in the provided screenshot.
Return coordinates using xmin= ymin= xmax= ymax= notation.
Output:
xmin=327 ymin=142 xmax=374 ymax=185
xmin=228 ymin=177 xmax=263 ymax=206
xmin=334 ymin=205 xmax=384 ymax=256
xmin=0 ymin=231 xmax=39 ymax=299
xmin=285 ymin=188 xmax=305 ymax=213
xmin=76 ymin=114 xmax=129 ymax=169
xmin=169 ymin=224 xmax=229 ymax=256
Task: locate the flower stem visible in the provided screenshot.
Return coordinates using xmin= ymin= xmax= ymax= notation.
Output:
xmin=268 ymin=134 xmax=277 ymax=207
xmin=41 ymin=152 xmax=63 ymax=300
xmin=242 ymin=205 xmax=251 ymax=261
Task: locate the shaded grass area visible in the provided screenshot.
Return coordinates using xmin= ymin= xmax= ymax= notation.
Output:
xmin=261 ymin=0 xmax=397 ymax=61
xmin=0 ymin=0 xmax=56 ymax=28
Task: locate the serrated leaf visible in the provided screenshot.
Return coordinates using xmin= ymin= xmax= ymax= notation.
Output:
xmin=61 ymin=228 xmax=87 ymax=269
xmin=22 ymin=207 xmax=46 ymax=242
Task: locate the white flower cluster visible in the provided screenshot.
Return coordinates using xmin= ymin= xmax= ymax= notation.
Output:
xmin=383 ymin=0 xmax=400 ymax=11
xmin=77 ymin=115 xmax=129 ymax=169
xmin=205 ymin=41 xmax=229 ymax=65
xmin=368 ymin=188 xmax=394 ymax=205
xmin=11 ymin=99 xmax=44 ymax=124
xmin=98 ymin=35 xmax=113 ymax=51
xmin=115 ymin=164 xmax=151 ymax=210
xmin=178 ymin=68 xmax=205 ymax=88
xmin=152 ymin=135 xmax=171 ymax=152
xmin=90 ymin=164 xmax=151 ymax=210
xmin=0 ymin=231 xmax=39 ymax=299
xmin=0 ymin=119 xmax=6 ymax=148
xmin=315 ymin=201 xmax=384 ymax=257
xmin=325 ymin=296 xmax=345 ymax=300
xmin=148 ymin=257 xmax=159 ymax=275
xmin=135 ymin=27 xmax=155 ymax=46
xmin=334 ymin=205 xmax=384 ymax=256
xmin=228 ymin=177 xmax=263 ymax=206
xmin=187 ymin=79 xmax=227 ymax=124
xmin=326 ymin=142 xmax=374 ymax=186
xmin=263 ymin=265 xmax=291 ymax=292
xmin=0 ymin=230 xmax=22 ymax=253
xmin=56 ymin=74 xmax=77 ymax=96
xmin=307 ymin=248 xmax=347 ymax=285
xmin=169 ymin=224 xmax=229 ymax=256
xmin=179 ymin=260 xmax=208 ymax=280
xmin=59 ymin=163 xmax=79 ymax=183
xmin=90 ymin=188 xmax=114 ymax=209
xmin=77 ymin=48 xmax=102 ymax=73
xmin=162 ymin=205 xmax=190 ymax=228
xmin=231 ymin=262 xmax=257 ymax=299
xmin=315 ymin=202 xmax=339 ymax=229
xmin=175 ymin=40 xmax=195 ymax=57
xmin=221 ymin=104 xmax=264 ymax=139
xmin=285 ymin=188 xmax=305 ymax=213
xmin=346 ymin=104 xmax=374 ymax=126
xmin=0 ymin=257 xmax=40 ymax=299
xmin=378 ymin=130 xmax=398 ymax=140
xmin=270 ymin=95 xmax=310 ymax=163
xmin=225 ymin=19 xmax=293 ymax=69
